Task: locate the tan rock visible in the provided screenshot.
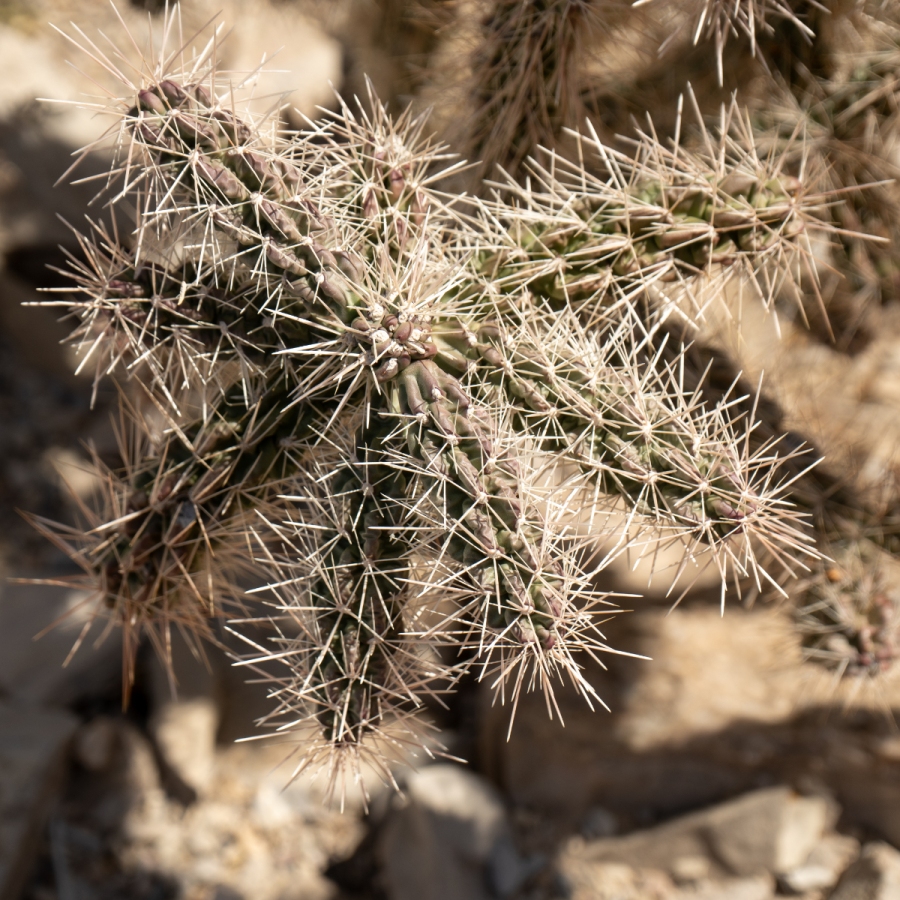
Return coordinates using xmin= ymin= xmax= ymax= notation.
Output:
xmin=379 ymin=765 xmax=536 ymax=900
xmin=557 ymin=787 xmax=835 ymax=881
xmin=481 ymin=605 xmax=900 ymax=847
xmin=558 ymin=857 xmax=676 ymax=900
xmin=95 ymin=737 xmax=358 ymax=900
xmin=150 ymin=698 xmax=218 ymax=797
xmin=672 ymin=855 xmax=712 ymax=884
xmin=677 ymin=875 xmax=774 ymax=900
xmin=779 ymin=833 xmax=860 ymax=894
xmin=73 ymin=717 xmax=119 ymax=772
xmin=829 ymin=842 xmax=900 ymax=900
xmin=873 ymin=737 xmax=900 ymax=763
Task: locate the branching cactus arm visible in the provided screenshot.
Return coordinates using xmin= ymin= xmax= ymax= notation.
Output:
xmin=475 ymin=103 xmax=829 ymax=320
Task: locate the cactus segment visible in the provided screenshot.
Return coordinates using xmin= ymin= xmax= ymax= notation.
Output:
xmin=640 ymin=0 xmax=816 ymax=86
xmin=462 ymin=0 xmax=592 ymax=179
xmin=478 ymin=108 xmax=826 ymax=317
xmin=794 ymin=538 xmax=900 ymax=677
xmin=757 ymin=47 xmax=900 ymax=332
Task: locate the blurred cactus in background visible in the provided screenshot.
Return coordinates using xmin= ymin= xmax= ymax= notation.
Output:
xmin=27 ymin=0 xmax=900 ymax=796
xmin=795 ymin=538 xmax=900 ymax=677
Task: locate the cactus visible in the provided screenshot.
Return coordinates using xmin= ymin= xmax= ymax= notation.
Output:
xmin=35 ymin=7 xmax=897 ymax=794
xmin=794 ymin=537 xmax=900 ymax=678
xmin=450 ymin=0 xmax=607 ymax=181
xmin=636 ymin=0 xmax=818 ymax=87
xmin=755 ymin=42 xmax=900 ymax=345
xmin=481 ymin=103 xmax=820 ymax=316
xmin=652 ymin=319 xmax=900 ymax=672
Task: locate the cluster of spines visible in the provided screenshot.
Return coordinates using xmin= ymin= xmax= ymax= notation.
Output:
xmin=479 ymin=105 xmax=821 ymax=318
xmin=670 ymin=0 xmax=816 ymax=85
xmin=650 ymin=321 xmax=900 ymax=676
xmin=451 ymin=0 xmax=833 ymax=186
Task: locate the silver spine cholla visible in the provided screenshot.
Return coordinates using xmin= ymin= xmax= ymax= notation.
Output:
xmin=31 ymin=14 xmax=845 ymax=794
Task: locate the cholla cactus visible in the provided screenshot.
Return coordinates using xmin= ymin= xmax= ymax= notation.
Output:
xmin=484 ymin=99 xmax=819 ymax=315
xmin=794 ymin=538 xmax=900 ymax=678
xmin=32 ymin=10 xmax=847 ymax=791
xmin=756 ymin=41 xmax=900 ymax=345
xmin=656 ymin=325 xmax=900 ymax=668
xmin=457 ymin=0 xmax=598 ymax=179
xmin=637 ymin=0 xmax=816 ymax=86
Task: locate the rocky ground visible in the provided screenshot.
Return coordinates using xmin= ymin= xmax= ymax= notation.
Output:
xmin=4 ymin=2 xmax=900 ymax=900
xmin=7 ymin=600 xmax=900 ymax=900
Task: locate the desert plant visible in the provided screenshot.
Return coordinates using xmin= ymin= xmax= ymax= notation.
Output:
xmin=652 ymin=319 xmax=900 ymax=664
xmin=636 ymin=0 xmax=885 ymax=89
xmin=642 ymin=0 xmax=816 ymax=86
xmin=794 ymin=537 xmax=900 ymax=677
xmin=753 ymin=39 xmax=900 ymax=348
xmin=32 ymin=4 xmax=900 ymax=796
xmin=452 ymin=0 xmax=599 ymax=180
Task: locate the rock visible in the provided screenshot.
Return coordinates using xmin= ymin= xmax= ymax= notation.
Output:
xmin=480 ymin=607 xmax=805 ymax=818
xmin=557 ymin=787 xmax=835 ymax=883
xmin=146 ymin=627 xmax=221 ymax=799
xmin=677 ymin=875 xmax=773 ymax=899
xmin=379 ymin=764 xmax=538 ymax=900
xmin=835 ymin=774 xmax=900 ymax=849
xmin=490 ymin=831 xmax=543 ymax=898
xmin=704 ymin=787 xmax=834 ymax=875
xmin=558 ymin=859 xmax=675 ymax=900
xmin=582 ymin=807 xmax=619 ymax=839
xmin=0 ymin=701 xmax=79 ymax=900
xmin=672 ymin=855 xmax=712 ymax=884
xmin=103 ymin=722 xmax=171 ymax=842
xmin=559 ymin=851 xmax=776 ymax=899
xmin=480 ymin=605 xmax=900 ymax=847
xmin=73 ymin=717 xmax=119 ymax=772
xmin=785 ymin=865 xmax=841 ymax=894
xmin=149 ymin=698 xmax=218 ymax=799
xmin=829 ymin=842 xmax=900 ymax=900
xmin=778 ymin=833 xmax=860 ymax=894
xmin=41 ymin=730 xmax=357 ymax=900
xmin=873 ymin=737 xmax=900 ymax=763
xmin=560 ymin=859 xmax=775 ymax=900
